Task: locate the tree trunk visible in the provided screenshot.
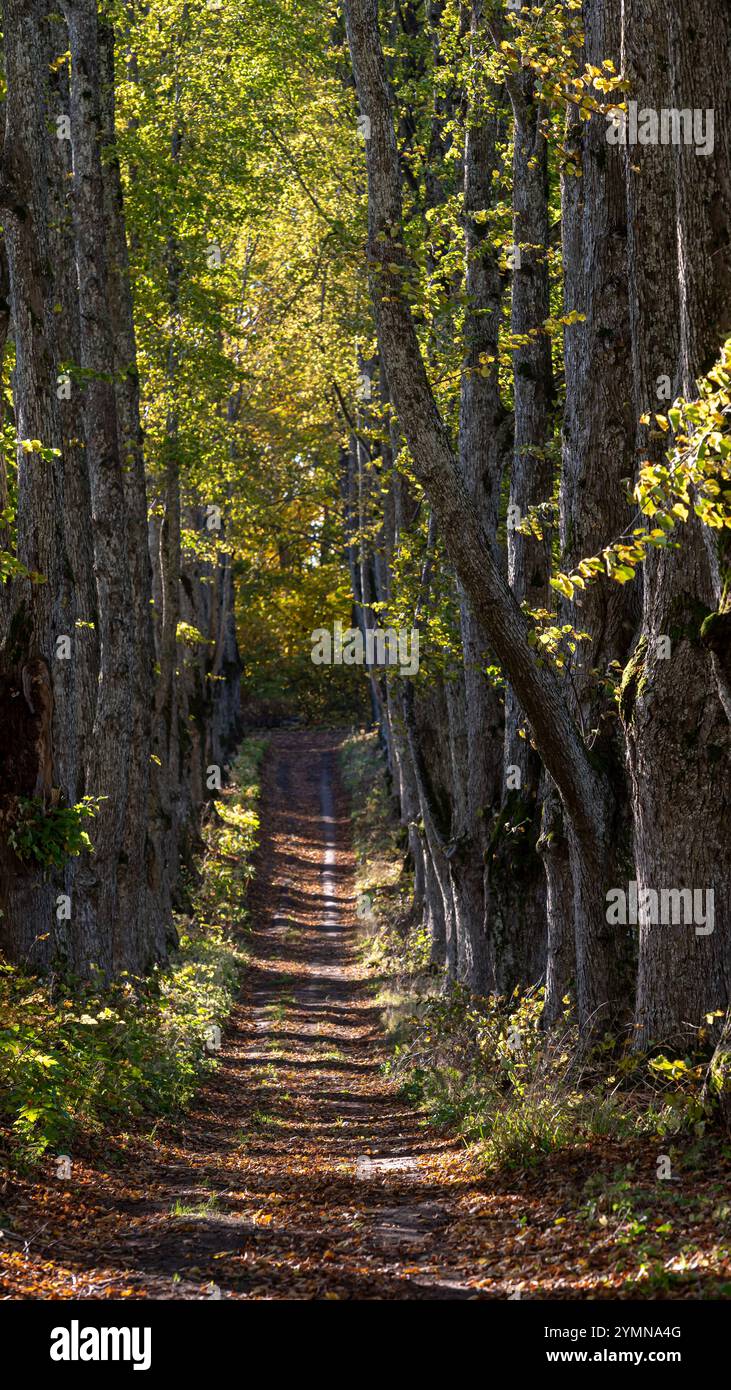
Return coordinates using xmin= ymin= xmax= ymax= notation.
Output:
xmin=453 ymin=1 xmax=510 ymax=992
xmin=343 ymin=0 xmax=625 ymax=1031
xmin=540 ymin=0 xmax=638 ymax=1022
xmin=0 ymin=0 xmax=74 ymax=970
xmin=64 ymin=0 xmax=137 ymax=976
xmin=98 ymin=19 xmax=170 ymax=967
xmin=621 ymin=0 xmax=731 ymax=1045
xmin=494 ymin=0 xmax=554 ymax=995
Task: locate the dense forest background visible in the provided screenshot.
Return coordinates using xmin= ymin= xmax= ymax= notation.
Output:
xmin=0 ymin=0 xmax=730 ymax=1173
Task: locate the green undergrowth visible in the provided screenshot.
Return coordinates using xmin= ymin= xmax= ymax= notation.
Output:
xmin=386 ymin=985 xmax=715 ymax=1171
xmin=0 ymin=736 xmax=267 ymax=1172
xmin=340 ymin=730 xmax=406 ymax=910
xmin=341 ymin=732 xmax=725 ymax=1174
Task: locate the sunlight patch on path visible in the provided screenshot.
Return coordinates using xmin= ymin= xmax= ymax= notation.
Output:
xmin=355 ymin=1155 xmax=422 ymax=1178
xmin=320 ymin=760 xmax=339 ymax=935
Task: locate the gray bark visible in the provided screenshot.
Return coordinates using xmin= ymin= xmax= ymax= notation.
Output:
xmin=0 ymin=0 xmax=74 ymax=969
xmin=453 ymin=1 xmax=509 ymax=992
xmin=493 ymin=0 xmax=553 ymax=996
xmin=343 ymin=0 xmax=625 ymax=1031
xmin=621 ymin=0 xmax=731 ymax=1045
xmin=98 ymin=19 xmax=169 ymax=966
xmin=541 ymin=0 xmax=638 ymax=1022
xmin=64 ymin=0 xmax=136 ymax=975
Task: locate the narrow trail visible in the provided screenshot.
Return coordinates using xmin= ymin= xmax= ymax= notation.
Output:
xmin=1 ymin=731 xmax=617 ymax=1300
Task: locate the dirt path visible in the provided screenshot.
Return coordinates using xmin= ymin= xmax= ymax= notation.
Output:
xmin=0 ymin=732 xmax=492 ymax=1299
xmin=3 ymin=730 xmax=647 ymax=1301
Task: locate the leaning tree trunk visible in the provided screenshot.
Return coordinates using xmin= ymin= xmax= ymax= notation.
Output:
xmin=343 ymin=0 xmax=627 ymax=1033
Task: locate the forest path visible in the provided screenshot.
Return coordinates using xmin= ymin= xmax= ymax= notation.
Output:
xmin=0 ymin=733 xmax=482 ymax=1297
xmin=1 ymin=731 xmax=606 ymax=1299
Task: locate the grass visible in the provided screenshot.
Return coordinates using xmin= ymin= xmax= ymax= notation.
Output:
xmin=250 ymin=1108 xmax=279 ymax=1128
xmin=170 ymin=1194 xmax=221 ymax=1219
xmin=340 ymin=731 xmax=409 ymax=914
xmin=340 ymin=730 xmax=433 ymax=1003
xmin=263 ymin=994 xmax=293 ymax=1025
xmin=0 ymin=736 xmax=267 ymax=1172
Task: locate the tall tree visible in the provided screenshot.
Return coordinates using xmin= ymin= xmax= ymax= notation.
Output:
xmin=343 ymin=0 xmax=629 ymax=1032
xmin=0 ymin=0 xmax=75 ymax=967
xmin=621 ymin=0 xmax=731 ymax=1044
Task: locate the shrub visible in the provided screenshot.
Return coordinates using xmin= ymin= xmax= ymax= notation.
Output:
xmin=6 ymin=795 xmax=104 ymax=869
xmin=0 ymin=738 xmax=266 ymax=1171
